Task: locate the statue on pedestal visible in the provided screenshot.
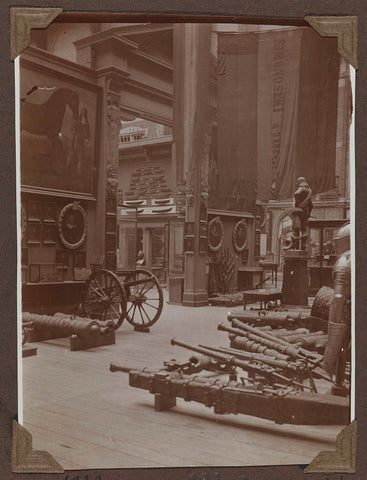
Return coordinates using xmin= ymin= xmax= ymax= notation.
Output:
xmin=285 ymin=176 xmax=313 ymax=251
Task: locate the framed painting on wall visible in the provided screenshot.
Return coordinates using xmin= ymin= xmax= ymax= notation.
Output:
xmin=20 ymin=60 xmax=101 ymax=199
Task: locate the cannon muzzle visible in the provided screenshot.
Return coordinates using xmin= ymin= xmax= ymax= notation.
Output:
xmin=109 ymin=363 xmax=134 ymax=373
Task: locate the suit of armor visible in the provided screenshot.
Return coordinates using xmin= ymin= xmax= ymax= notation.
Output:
xmin=286 ymin=177 xmax=313 ymax=250
xmin=294 ymin=180 xmax=313 ymax=225
xmin=322 ymin=249 xmax=351 ymax=376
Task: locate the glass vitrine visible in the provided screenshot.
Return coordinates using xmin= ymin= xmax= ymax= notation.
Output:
xmin=308 ymin=219 xmax=347 ymax=294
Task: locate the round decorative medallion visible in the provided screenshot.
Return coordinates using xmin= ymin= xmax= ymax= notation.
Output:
xmin=208 ymin=217 xmax=224 ymax=252
xmin=58 ymin=202 xmax=87 ymax=249
xmin=233 ymin=219 xmax=248 ymax=253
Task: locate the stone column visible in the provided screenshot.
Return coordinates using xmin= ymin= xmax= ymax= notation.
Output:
xmin=104 ymin=78 xmax=124 ymax=271
xmin=173 ymin=24 xmax=212 ymax=307
xmin=76 ymin=34 xmax=129 ymax=273
xmin=143 ymin=228 xmax=152 ymax=267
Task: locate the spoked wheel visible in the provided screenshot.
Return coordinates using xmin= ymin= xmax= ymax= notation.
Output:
xmin=122 ymin=268 xmax=163 ymax=329
xmin=82 ymin=269 xmax=127 ymax=330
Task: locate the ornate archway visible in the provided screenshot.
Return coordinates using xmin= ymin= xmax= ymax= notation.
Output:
xmin=272 ymin=210 xmax=292 ymax=264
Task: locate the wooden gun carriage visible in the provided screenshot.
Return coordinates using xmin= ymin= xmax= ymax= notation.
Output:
xmin=110 ymin=337 xmax=349 ymax=426
xmin=110 ymin=312 xmax=350 ymax=427
xmin=79 ymin=267 xmax=164 ymax=331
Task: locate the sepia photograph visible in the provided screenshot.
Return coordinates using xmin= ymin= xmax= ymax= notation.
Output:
xmin=16 ymin=16 xmax=354 ymax=471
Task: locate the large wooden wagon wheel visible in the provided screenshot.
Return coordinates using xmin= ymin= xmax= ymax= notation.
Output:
xmin=82 ymin=269 xmax=127 ymax=330
xmin=122 ymin=268 xmax=163 ymax=329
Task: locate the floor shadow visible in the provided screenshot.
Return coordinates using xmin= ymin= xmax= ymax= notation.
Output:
xmin=134 ymin=400 xmax=340 ymax=446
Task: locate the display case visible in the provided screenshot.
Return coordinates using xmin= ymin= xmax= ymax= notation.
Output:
xmin=308 ymin=219 xmax=348 ymax=294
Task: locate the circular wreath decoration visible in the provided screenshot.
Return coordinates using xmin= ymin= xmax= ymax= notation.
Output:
xmin=233 ymin=219 xmax=248 ymax=253
xmin=58 ymin=202 xmax=87 ymax=250
xmin=208 ymin=216 xmax=224 ymax=252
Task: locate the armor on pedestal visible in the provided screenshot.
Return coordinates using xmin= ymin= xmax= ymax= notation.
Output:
xmin=322 ymin=223 xmax=351 ymax=379
xmin=282 ymin=177 xmax=312 ymax=305
xmin=285 ymin=176 xmax=313 ymax=251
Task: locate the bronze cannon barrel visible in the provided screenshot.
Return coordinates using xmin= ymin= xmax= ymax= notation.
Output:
xmin=230 ymin=319 xmax=322 ymax=363
xmin=227 ymin=311 xmax=306 ymax=326
xmin=218 ymin=323 xmax=300 ymax=359
xmin=230 ymin=336 xmax=289 ymax=359
xmin=199 ymin=344 xmax=299 ymax=370
xmin=22 ymin=312 xmax=108 ymax=337
xmin=170 ymin=338 xmax=299 ymax=387
xmin=53 ymin=312 xmax=114 ymax=336
xmin=110 ymin=363 xmax=135 ymax=373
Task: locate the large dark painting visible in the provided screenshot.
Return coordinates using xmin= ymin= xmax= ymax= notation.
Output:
xmin=20 ymin=62 xmax=100 ymax=197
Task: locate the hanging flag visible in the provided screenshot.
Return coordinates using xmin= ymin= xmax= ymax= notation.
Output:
xmin=295 ymin=28 xmax=340 ymax=196
xmin=215 ymin=27 xmax=341 ymax=206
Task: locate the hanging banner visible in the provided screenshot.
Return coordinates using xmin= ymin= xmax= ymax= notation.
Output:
xmin=215 ymin=27 xmax=340 ymax=204
xmin=215 ymin=33 xmax=259 ymax=213
xmin=295 ymin=29 xmax=340 ymax=195
xmin=257 ymin=28 xmax=303 ymax=201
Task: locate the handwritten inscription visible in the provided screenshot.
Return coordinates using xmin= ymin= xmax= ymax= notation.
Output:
xmin=63 ymin=472 xmax=346 ymax=480
xmin=189 ymin=474 xmax=345 ymax=480
xmin=64 ymin=475 xmax=101 ymax=480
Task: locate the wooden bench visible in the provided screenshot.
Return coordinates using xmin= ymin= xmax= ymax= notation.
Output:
xmin=242 ymin=288 xmax=283 ymax=310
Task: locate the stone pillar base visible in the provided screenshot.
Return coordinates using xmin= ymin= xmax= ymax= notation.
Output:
xmin=183 ymin=251 xmax=208 ymax=307
xmin=182 ymin=290 xmax=208 ymax=307
xmin=282 ymin=250 xmax=308 ymax=305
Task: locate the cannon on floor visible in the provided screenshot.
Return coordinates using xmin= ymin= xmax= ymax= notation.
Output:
xmin=109 ymin=337 xmax=349 ymax=426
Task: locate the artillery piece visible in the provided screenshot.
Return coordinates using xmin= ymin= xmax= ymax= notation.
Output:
xmin=227 ymin=311 xmax=329 ymax=354
xmin=22 ymin=268 xmax=164 ymax=349
xmin=110 ymin=334 xmax=349 ymax=426
xmin=22 ymin=311 xmax=117 ymax=351
xmin=80 ymin=268 xmax=163 ymax=332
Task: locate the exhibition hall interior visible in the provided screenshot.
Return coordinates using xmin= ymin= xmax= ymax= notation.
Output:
xmin=19 ymin=20 xmax=352 ymax=469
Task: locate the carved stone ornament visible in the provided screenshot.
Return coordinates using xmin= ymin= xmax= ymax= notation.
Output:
xmin=186 ymin=187 xmax=194 ymax=207
xmin=12 ymin=420 xmax=64 ymax=473
xmin=305 ymin=16 xmax=358 ymax=69
xmin=208 ymin=216 xmax=224 ymax=252
xmin=57 ymin=202 xmax=87 ymax=250
xmin=10 ymin=7 xmax=63 ymax=60
xmin=305 ymin=420 xmax=356 ymax=473
xmin=107 ymin=178 xmax=119 ymax=196
xmin=233 ymin=219 xmax=248 ymax=253
xmin=106 ymin=83 xmax=122 ymax=198
xmin=106 ymin=162 xmax=118 ymax=179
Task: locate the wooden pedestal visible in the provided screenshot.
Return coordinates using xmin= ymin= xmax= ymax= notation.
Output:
xmin=27 ymin=328 xmax=69 ymax=343
xmin=134 ymin=325 xmax=150 ymax=333
xmin=69 ymin=332 xmax=116 ymax=351
xmin=22 ymin=345 xmax=37 ymax=357
xmin=154 ymin=393 xmax=176 ymax=411
xmin=282 ymin=251 xmax=308 ymax=306
xmin=28 ymin=328 xmax=116 ymax=351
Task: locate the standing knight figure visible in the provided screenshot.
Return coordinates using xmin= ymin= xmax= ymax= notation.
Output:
xmin=286 ymin=176 xmax=313 ymax=250
xmin=322 ymin=223 xmax=351 ymax=391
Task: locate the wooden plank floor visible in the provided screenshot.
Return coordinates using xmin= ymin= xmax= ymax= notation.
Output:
xmin=22 ymin=290 xmax=345 ymax=469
